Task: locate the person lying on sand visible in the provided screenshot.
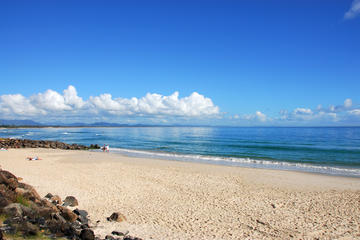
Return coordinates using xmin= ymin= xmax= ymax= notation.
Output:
xmin=26 ymin=156 xmax=42 ymax=161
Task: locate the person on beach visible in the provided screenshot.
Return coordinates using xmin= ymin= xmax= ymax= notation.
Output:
xmin=27 ymin=156 xmax=42 ymax=161
xmin=105 ymin=145 xmax=109 ymax=152
xmin=102 ymin=144 xmax=106 ymax=152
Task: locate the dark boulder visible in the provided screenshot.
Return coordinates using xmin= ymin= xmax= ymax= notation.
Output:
xmin=50 ymin=195 xmax=62 ymax=205
xmin=45 ymin=193 xmax=53 ymax=199
xmin=63 ymin=195 xmax=78 ymax=207
xmin=107 ymin=212 xmax=127 ymax=222
xmin=58 ymin=205 xmax=78 ymax=222
xmin=80 ymin=228 xmax=95 ymax=240
xmin=18 ymin=221 xmax=39 ymax=236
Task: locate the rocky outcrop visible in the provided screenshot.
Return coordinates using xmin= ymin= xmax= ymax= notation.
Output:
xmin=0 ymin=168 xmax=143 ymax=240
xmin=0 ymin=138 xmax=100 ymax=150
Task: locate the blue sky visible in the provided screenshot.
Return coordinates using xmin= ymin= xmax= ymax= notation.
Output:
xmin=0 ymin=0 xmax=359 ymax=125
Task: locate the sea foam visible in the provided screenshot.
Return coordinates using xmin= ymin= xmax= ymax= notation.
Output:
xmin=109 ymin=147 xmax=360 ymax=177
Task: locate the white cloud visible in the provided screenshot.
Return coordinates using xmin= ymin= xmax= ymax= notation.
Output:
xmin=275 ymin=98 xmax=358 ymax=124
xmin=0 ymin=86 xmax=220 ymax=120
xmin=345 ymin=0 xmax=360 ymax=19
xmin=63 ymin=85 xmax=85 ymax=108
xmin=344 ymin=98 xmax=352 ymax=108
xmin=242 ymin=111 xmax=267 ymax=122
xmin=0 ymin=94 xmax=43 ymax=116
xmin=89 ymin=91 xmax=219 ymax=117
xmin=255 ymin=111 xmax=267 ymax=122
xmin=293 ymin=108 xmax=312 ymax=115
xmin=30 ymin=89 xmax=71 ymax=111
xmin=349 ymin=109 xmax=360 ymax=115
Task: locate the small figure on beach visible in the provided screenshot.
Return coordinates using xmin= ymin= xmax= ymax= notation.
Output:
xmin=27 ymin=156 xmax=42 ymax=161
xmin=101 ymin=144 xmax=110 ymax=152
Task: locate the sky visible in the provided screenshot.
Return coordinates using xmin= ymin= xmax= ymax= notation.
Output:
xmin=0 ymin=0 xmax=359 ymax=126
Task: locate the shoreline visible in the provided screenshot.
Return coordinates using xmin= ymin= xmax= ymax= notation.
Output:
xmin=105 ymin=147 xmax=360 ymax=178
xmin=1 ymin=148 xmax=360 ymax=239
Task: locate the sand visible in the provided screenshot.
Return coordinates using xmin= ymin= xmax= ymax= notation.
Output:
xmin=1 ymin=148 xmax=360 ymax=240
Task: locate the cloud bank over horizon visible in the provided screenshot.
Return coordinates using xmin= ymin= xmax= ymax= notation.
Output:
xmin=0 ymin=86 xmax=220 ymax=122
xmin=0 ymin=85 xmax=359 ymax=126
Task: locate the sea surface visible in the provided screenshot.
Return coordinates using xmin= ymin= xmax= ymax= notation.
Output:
xmin=1 ymin=127 xmax=360 ymax=177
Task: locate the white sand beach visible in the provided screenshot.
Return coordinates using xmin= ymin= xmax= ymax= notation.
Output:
xmin=1 ymin=148 xmax=360 ymax=239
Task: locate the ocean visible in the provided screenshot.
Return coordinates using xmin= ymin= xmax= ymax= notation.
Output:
xmin=1 ymin=127 xmax=360 ymax=177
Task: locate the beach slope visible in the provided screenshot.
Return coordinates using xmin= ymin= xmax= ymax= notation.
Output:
xmin=1 ymin=148 xmax=360 ymax=239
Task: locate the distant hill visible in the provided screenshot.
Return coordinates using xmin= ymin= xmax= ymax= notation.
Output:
xmin=66 ymin=122 xmax=165 ymax=127
xmin=0 ymin=119 xmax=42 ymax=126
xmin=0 ymin=120 xmax=206 ymax=128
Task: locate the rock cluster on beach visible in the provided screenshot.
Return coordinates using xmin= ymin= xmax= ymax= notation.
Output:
xmin=0 ymin=168 xmax=142 ymax=240
xmin=0 ymin=138 xmax=100 ymax=150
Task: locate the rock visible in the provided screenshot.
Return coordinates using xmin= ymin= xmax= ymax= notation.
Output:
xmin=7 ymin=178 xmax=19 ymax=190
xmin=74 ymin=208 xmax=88 ymax=217
xmin=45 ymin=193 xmax=53 ymax=199
xmin=50 ymin=195 xmax=62 ymax=205
xmin=21 ymin=189 xmax=41 ymax=202
xmin=80 ymin=228 xmax=95 ymax=240
xmin=81 ymin=224 xmax=90 ymax=229
xmin=0 ymin=138 xmax=90 ymax=150
xmin=107 ymin=212 xmax=127 ymax=222
xmin=0 ymin=172 xmax=17 ymax=190
xmin=0 ymin=184 xmax=16 ymax=203
xmin=18 ymin=221 xmax=38 ymax=236
xmin=78 ymin=215 xmax=89 ymax=225
xmin=51 ymin=212 xmax=67 ymax=225
xmin=0 ymin=192 xmax=11 ymax=208
xmin=73 ymin=209 xmax=89 ymax=224
xmin=63 ymin=196 xmax=78 ymax=207
xmin=58 ymin=206 xmax=78 ymax=222
xmin=0 ymin=170 xmax=18 ymax=180
xmin=105 ymin=235 xmax=116 ymax=240
xmin=3 ymin=203 xmax=24 ymax=218
xmin=15 ymin=187 xmax=26 ymax=195
xmin=17 ymin=183 xmax=41 ymax=200
xmin=46 ymin=212 xmax=76 ymax=236
xmin=124 ymin=236 xmax=143 ymax=240
xmin=112 ymin=230 xmax=128 ymax=236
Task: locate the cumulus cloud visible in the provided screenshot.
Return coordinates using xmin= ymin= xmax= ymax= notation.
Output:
xmin=242 ymin=111 xmax=268 ymax=122
xmin=293 ymin=108 xmax=312 ymax=115
xmin=345 ymin=0 xmax=360 ymax=19
xmin=63 ymin=85 xmax=85 ymax=108
xmin=255 ymin=111 xmax=267 ymax=122
xmin=0 ymin=86 xmax=220 ymax=121
xmin=276 ymin=98 xmax=357 ymax=124
xmin=0 ymin=94 xmax=43 ymax=116
xmin=344 ymin=98 xmax=352 ymax=108
xmin=349 ymin=109 xmax=360 ymax=115
xmin=88 ymin=91 xmax=219 ymax=117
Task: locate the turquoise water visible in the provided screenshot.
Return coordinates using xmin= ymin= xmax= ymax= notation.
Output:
xmin=1 ymin=127 xmax=360 ymax=177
